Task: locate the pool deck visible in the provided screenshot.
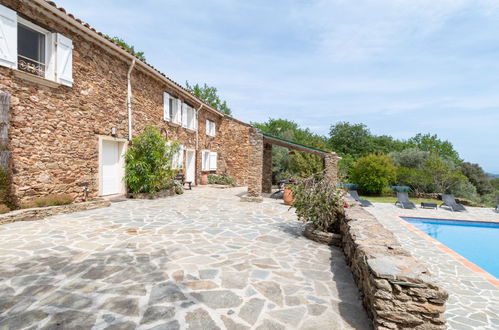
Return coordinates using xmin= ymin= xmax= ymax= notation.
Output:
xmin=0 ymin=187 xmax=370 ymax=329
xmin=366 ymin=203 xmax=499 ymax=330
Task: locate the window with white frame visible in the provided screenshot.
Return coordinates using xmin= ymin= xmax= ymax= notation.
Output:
xmin=181 ymin=103 xmax=196 ymax=130
xmin=201 ymin=150 xmax=217 ymax=171
xmin=171 ymin=144 xmax=184 ymax=169
xmin=0 ymin=5 xmax=73 ymax=86
xmin=206 ymin=119 xmax=216 ymax=136
xmin=170 ymin=97 xmax=181 ymax=124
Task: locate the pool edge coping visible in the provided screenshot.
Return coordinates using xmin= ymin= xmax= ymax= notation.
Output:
xmin=397 ymin=215 xmax=499 ymax=289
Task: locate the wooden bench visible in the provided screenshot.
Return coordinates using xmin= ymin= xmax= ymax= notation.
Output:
xmin=175 ymin=174 xmax=192 ymax=190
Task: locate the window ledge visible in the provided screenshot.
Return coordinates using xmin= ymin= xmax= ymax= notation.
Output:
xmin=13 ymin=70 xmax=62 ymax=88
xmin=168 ymin=121 xmax=181 ymax=128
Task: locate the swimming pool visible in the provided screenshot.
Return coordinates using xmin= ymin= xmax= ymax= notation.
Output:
xmin=401 ymin=217 xmax=499 ymax=278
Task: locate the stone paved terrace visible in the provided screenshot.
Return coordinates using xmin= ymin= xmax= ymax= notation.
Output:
xmin=366 ymin=203 xmax=499 ymax=330
xmin=0 ymin=186 xmax=370 ymax=330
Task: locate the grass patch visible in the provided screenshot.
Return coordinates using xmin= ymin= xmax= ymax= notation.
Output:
xmin=22 ymin=194 xmax=74 ymax=208
xmin=360 ymin=195 xmax=441 ymax=205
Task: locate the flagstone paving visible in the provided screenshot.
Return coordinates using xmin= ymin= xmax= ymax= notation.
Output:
xmin=0 ymin=186 xmax=370 ymax=329
xmin=366 ymin=203 xmax=499 ymax=330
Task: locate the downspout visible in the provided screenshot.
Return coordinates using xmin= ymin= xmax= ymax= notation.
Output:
xmin=195 ymin=104 xmax=203 ymax=185
xmin=127 ymin=59 xmax=136 ymax=140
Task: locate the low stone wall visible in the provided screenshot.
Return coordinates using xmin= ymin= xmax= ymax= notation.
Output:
xmin=341 ymin=206 xmax=448 ymax=329
xmin=0 ymin=200 xmax=111 ymax=225
xmin=303 ymin=222 xmax=341 ymax=246
xmin=127 ymin=188 xmax=175 ymax=199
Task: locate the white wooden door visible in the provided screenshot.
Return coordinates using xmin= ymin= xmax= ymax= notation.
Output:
xmin=102 ymin=140 xmax=121 ymax=195
xmin=186 ymin=150 xmax=195 ymax=183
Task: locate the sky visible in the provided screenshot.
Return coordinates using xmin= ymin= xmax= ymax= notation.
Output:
xmin=56 ymin=0 xmax=499 ymax=173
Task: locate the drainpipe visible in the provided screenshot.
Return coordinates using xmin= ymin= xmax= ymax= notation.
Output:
xmin=195 ymin=104 xmax=203 ymax=185
xmin=127 ymin=59 xmax=136 ymax=140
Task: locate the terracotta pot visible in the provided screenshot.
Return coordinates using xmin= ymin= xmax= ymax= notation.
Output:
xmin=200 ymin=173 xmax=208 ymax=185
xmin=283 ymin=187 xmax=294 ymax=205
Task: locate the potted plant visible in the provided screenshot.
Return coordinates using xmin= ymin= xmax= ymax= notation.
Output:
xmin=283 ymin=182 xmax=296 ymax=205
xmin=200 ymin=172 xmax=209 ymax=185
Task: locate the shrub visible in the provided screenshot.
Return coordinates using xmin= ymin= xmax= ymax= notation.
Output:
xmin=208 ymin=174 xmax=236 ymax=186
xmin=32 ymin=194 xmax=73 ymax=207
xmin=291 ymin=173 xmax=345 ymax=233
xmin=350 ymin=154 xmax=396 ymax=195
xmin=395 ymin=166 xmax=432 ymax=194
xmin=459 ymin=162 xmax=494 ymax=195
xmin=381 ymin=187 xmax=394 ymax=196
xmin=0 ymin=167 xmax=12 ymax=208
xmin=0 ymin=203 xmax=10 ymax=214
xmin=390 ymin=148 xmax=430 ymax=169
xmin=173 ymin=180 xmax=184 ymax=195
xmin=124 ymin=126 xmax=180 ymax=194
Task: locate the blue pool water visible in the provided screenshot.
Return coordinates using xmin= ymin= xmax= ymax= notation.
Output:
xmin=401 ymin=217 xmax=499 ymax=278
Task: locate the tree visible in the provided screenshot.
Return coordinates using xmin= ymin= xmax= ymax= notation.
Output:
xmin=253 ymin=119 xmax=329 ymax=182
xmin=407 ymin=133 xmax=461 ymax=163
xmin=459 ymin=162 xmax=494 ymax=195
xmin=124 ymin=126 xmax=179 ymax=193
xmin=395 ymin=166 xmax=432 ymax=194
xmin=109 ymin=37 xmax=146 ymax=61
xmin=185 ymin=82 xmax=232 ymax=115
xmin=389 ymin=148 xmax=430 ymax=169
xmin=350 ymin=154 xmax=397 ymax=195
xmin=328 ymin=122 xmax=373 ymax=158
xmin=423 ymin=154 xmax=466 ymax=193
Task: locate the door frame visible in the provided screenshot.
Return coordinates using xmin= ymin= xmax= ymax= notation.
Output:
xmin=185 ymin=148 xmax=196 ymax=185
xmin=98 ymin=135 xmax=128 ymax=196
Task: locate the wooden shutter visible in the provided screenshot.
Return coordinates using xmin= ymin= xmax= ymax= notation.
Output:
xmin=209 ymin=152 xmax=217 ymax=170
xmin=201 ymin=151 xmax=207 ymax=171
xmin=56 ymin=33 xmax=73 ymax=86
xmin=175 ymin=99 xmax=182 ymax=123
xmin=163 ymin=92 xmax=170 ymax=121
xmin=0 ymin=5 xmax=17 ymax=69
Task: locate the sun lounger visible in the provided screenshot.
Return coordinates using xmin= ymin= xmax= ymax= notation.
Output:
xmin=495 ymin=197 xmax=498 ymax=213
xmin=440 ymin=194 xmax=466 ymax=212
xmin=395 ymin=192 xmax=416 ymax=209
xmin=348 ymin=190 xmax=373 ymax=207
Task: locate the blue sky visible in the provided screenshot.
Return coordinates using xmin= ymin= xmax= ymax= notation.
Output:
xmin=57 ymin=0 xmax=499 ymax=173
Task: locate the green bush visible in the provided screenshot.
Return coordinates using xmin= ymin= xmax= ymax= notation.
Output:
xmin=208 ymin=174 xmax=236 ymax=186
xmin=33 ymin=194 xmax=73 ymax=207
xmin=0 ymin=167 xmax=12 ymax=208
xmin=292 ymin=173 xmax=345 ymax=233
xmin=350 ymin=154 xmax=396 ymax=195
xmin=124 ymin=126 xmax=180 ymax=194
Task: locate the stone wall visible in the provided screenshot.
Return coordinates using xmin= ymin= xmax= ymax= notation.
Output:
xmin=247 ymin=129 xmax=263 ymax=197
xmin=0 ymin=0 xmax=254 ymax=203
xmin=340 ymin=206 xmax=448 ymax=329
xmin=0 ymin=199 xmax=111 ymax=225
xmin=262 ymin=143 xmax=272 ymax=193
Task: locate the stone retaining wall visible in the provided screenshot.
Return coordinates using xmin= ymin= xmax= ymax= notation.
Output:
xmin=0 ymin=200 xmax=111 ymax=225
xmin=340 ymin=206 xmax=448 ymax=329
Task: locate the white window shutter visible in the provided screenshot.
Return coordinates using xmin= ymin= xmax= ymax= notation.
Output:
xmin=201 ymin=151 xmax=207 ymax=171
xmin=178 ymin=147 xmax=184 ymax=169
xmin=175 ymin=99 xmax=182 ymax=124
xmin=209 ymin=152 xmax=217 ymax=170
xmin=181 ymin=103 xmax=188 ymax=127
xmin=0 ymin=5 xmax=17 ymax=69
xmin=163 ymin=92 xmax=170 ymax=121
xmin=56 ymin=33 xmax=73 ymax=86
xmin=212 ymin=121 xmax=216 ymax=136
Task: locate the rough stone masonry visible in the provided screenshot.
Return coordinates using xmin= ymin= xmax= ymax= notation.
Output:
xmin=341 ymin=206 xmax=448 ymax=329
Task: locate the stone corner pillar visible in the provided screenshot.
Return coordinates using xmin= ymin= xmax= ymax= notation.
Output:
xmin=324 ymin=152 xmax=340 ymax=186
xmin=262 ymin=143 xmax=272 ymax=193
xmin=246 ymin=128 xmax=263 ymax=198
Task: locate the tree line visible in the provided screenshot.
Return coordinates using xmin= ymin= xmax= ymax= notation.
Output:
xmin=253 ymin=119 xmax=498 ymax=206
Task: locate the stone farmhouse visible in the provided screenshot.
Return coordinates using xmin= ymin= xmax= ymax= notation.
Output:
xmin=0 ymin=0 xmax=339 ymax=205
